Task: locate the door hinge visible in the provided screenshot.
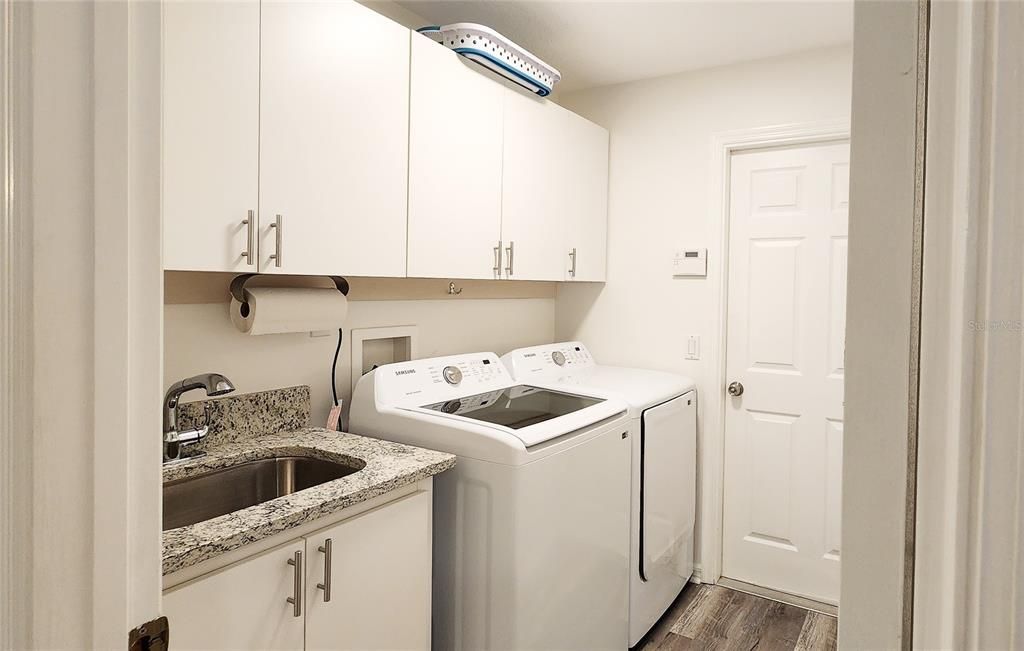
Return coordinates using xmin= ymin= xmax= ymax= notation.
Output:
xmin=129 ymin=616 xmax=169 ymax=651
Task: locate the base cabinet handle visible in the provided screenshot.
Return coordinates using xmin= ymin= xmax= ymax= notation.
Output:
xmin=286 ymin=550 xmax=302 ymax=617
xmin=317 ymin=538 xmax=333 ymax=602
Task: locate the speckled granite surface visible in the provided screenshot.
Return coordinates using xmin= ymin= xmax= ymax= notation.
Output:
xmin=176 ymin=385 xmax=310 ymax=447
xmin=162 ymin=427 xmax=455 ymax=576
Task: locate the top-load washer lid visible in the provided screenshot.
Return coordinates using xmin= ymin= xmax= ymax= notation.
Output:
xmin=501 ymin=342 xmax=696 ymax=411
xmin=364 ymin=351 xmax=627 ymax=449
xmin=421 ymin=384 xmax=603 ymax=429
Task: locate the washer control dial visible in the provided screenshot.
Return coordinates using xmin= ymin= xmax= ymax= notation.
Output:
xmin=551 ymin=351 xmax=566 ymax=366
xmin=442 ymin=365 xmax=463 ymax=385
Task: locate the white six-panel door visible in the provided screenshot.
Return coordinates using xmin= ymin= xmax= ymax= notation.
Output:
xmin=722 ymin=141 xmax=849 ymax=604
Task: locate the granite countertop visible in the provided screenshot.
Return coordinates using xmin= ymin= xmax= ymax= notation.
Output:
xmin=162 ymin=387 xmax=455 ymax=576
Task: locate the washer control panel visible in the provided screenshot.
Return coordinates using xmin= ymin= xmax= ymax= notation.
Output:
xmin=375 ymin=352 xmax=511 ymax=406
xmin=502 ymin=341 xmax=596 ymax=379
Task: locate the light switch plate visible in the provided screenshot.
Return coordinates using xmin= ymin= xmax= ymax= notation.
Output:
xmin=685 ymin=335 xmax=701 ymax=360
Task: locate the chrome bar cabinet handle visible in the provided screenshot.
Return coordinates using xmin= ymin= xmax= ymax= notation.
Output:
xmin=317 ymin=538 xmax=333 ymax=602
xmin=493 ymin=240 xmax=503 ymax=277
xmin=241 ymin=210 xmax=255 ymax=265
xmin=505 ymin=241 xmax=515 ymax=277
xmin=568 ymin=247 xmax=577 ymax=278
xmin=269 ymin=214 xmax=283 ymax=268
xmin=286 ymin=550 xmax=302 ymax=617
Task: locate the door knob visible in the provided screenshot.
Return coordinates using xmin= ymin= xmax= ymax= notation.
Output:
xmin=727 ymin=381 xmax=744 ymax=397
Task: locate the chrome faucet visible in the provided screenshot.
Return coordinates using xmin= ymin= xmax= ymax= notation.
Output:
xmin=163 ymin=373 xmax=236 ymax=462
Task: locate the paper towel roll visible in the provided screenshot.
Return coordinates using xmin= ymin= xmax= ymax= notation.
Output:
xmin=230 ymin=287 xmax=348 ymax=335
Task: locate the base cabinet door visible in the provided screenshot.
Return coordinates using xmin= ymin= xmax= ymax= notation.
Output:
xmin=162 ymin=540 xmax=305 ymax=651
xmin=304 ymin=490 xmax=432 ymax=651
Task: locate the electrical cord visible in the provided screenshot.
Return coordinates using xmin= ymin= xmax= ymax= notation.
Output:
xmin=331 ymin=327 xmax=343 ymax=408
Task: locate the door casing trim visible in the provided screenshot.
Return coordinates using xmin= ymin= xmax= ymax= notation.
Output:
xmin=700 ymin=120 xmax=850 ymax=587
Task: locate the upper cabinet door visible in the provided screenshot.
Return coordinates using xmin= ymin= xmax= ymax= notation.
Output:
xmin=408 ymin=35 xmax=504 ymax=280
xmin=259 ymin=0 xmax=410 ymax=277
xmin=500 ymin=89 xmax=570 ymax=281
xmin=562 ymin=113 xmax=609 ymax=282
xmin=162 ymin=0 xmax=260 ymax=272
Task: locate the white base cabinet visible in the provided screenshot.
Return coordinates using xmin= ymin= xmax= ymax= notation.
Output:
xmin=163 ymin=489 xmax=431 ymax=651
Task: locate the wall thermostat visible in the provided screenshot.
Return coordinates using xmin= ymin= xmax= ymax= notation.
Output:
xmin=672 ymin=248 xmax=707 ymax=277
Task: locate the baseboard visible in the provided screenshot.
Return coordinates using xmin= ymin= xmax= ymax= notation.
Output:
xmin=691 ymin=563 xmax=705 ymax=584
xmin=716 ymin=577 xmax=838 ymax=617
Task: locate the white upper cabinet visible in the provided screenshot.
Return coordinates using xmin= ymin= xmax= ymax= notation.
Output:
xmin=162 ymin=4 xmax=608 ymax=282
xmin=259 ymin=0 xmax=410 ymax=277
xmin=407 ymin=34 xmax=504 ymax=280
xmin=500 ymin=89 xmax=570 ymax=281
xmin=561 ymin=112 xmax=609 ymax=281
xmin=162 ymin=0 xmax=260 ymax=272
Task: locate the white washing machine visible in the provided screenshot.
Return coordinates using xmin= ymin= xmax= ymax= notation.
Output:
xmin=502 ymin=342 xmax=697 ymax=647
xmin=349 ymin=352 xmax=632 ymax=650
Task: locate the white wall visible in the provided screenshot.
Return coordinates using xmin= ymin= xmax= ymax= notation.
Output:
xmin=165 ymin=298 xmax=555 ymax=424
xmin=554 ymin=46 xmax=852 ymax=574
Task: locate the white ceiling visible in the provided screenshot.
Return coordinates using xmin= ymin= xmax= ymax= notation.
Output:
xmin=395 ymin=0 xmax=853 ymax=93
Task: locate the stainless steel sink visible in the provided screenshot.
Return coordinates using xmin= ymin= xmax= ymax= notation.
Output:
xmin=163 ymin=456 xmax=364 ymax=531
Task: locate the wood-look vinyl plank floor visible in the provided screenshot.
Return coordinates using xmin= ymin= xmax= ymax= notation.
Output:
xmin=636 ymin=584 xmax=837 ymax=651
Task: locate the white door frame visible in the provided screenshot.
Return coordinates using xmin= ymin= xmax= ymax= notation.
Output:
xmin=700 ymin=120 xmax=849 ymax=586
xmin=92 ymin=2 xmax=164 ymax=647
xmin=914 ymin=1 xmax=1024 ymax=648
xmin=0 ymin=1 xmax=32 ymax=647
xmin=2 ymin=2 xmax=164 ymax=647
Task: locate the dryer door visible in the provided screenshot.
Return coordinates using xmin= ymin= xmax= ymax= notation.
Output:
xmin=640 ymin=391 xmax=697 ymax=583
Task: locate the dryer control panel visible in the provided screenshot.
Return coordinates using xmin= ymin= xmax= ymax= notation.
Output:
xmin=374 ymin=352 xmax=512 ymax=407
xmin=501 ymin=341 xmax=596 ymax=380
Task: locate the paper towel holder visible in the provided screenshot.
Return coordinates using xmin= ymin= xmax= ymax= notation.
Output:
xmin=229 ymin=274 xmax=350 ymax=317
